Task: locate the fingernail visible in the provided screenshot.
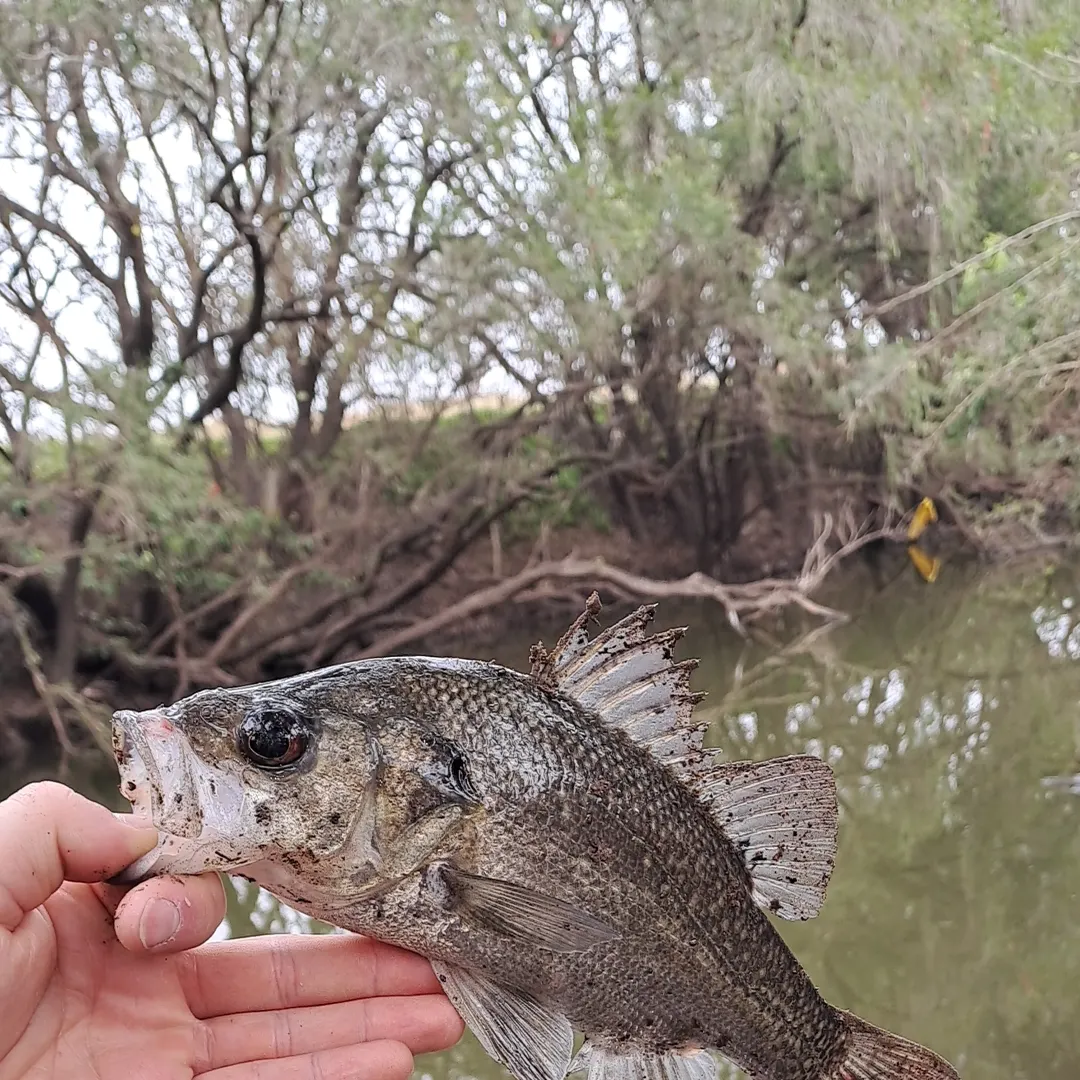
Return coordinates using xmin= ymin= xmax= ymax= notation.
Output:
xmin=138 ymin=897 xmax=180 ymax=950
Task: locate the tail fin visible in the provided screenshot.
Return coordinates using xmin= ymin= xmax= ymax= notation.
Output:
xmin=831 ymin=1010 xmax=960 ymax=1080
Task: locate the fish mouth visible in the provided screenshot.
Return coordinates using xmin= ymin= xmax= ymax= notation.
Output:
xmin=110 ymin=708 xmax=259 ymax=885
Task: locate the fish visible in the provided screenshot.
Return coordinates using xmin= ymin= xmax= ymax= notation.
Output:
xmin=111 ymin=594 xmax=961 ymax=1080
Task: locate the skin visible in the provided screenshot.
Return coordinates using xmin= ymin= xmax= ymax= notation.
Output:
xmin=0 ymin=781 xmax=464 ymax=1080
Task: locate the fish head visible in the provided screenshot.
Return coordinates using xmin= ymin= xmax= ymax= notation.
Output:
xmin=111 ymin=675 xmax=384 ymax=890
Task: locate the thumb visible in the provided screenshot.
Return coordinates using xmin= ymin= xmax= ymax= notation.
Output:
xmin=0 ymin=781 xmax=158 ymax=931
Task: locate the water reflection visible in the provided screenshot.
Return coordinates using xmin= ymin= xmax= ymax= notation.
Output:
xmin=218 ymin=877 xmax=341 ymax=941
xmin=7 ymin=560 xmax=1080 ymax=1079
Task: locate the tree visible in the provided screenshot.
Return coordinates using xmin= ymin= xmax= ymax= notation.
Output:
xmin=1 ymin=0 xmax=1078 ymax=755
xmin=0 ymin=0 xmax=587 ymax=700
xmin=437 ymin=0 xmax=1080 ymax=561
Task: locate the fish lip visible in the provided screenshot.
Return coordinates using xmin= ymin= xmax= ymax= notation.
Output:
xmin=110 ymin=707 xmax=258 ymax=884
xmin=107 ymin=848 xmax=167 ymax=887
xmin=112 ymin=708 xmax=199 ymax=836
xmin=112 ymin=711 xmax=158 ymax=827
xmin=109 ymin=708 xmax=186 ymax=884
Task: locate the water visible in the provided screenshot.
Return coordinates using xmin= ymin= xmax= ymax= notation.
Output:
xmin=6 ymin=554 xmax=1080 ymax=1079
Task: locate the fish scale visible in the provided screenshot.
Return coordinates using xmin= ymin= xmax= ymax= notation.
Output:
xmin=111 ymin=597 xmax=962 ymax=1080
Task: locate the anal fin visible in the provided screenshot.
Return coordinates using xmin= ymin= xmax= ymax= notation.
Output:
xmin=431 ymin=961 xmax=574 ymax=1080
xmin=689 ymin=753 xmax=838 ymax=921
xmin=570 ymin=1040 xmax=717 ymax=1080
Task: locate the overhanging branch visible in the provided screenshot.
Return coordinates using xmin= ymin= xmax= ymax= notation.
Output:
xmin=184 ymin=230 xmax=267 ymax=428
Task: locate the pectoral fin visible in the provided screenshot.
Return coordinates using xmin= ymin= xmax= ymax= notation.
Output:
xmin=431 ymin=961 xmax=574 ymax=1080
xmin=440 ymin=864 xmax=618 ymax=952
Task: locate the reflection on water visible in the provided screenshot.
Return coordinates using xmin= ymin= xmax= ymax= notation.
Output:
xmin=217 ymin=877 xmax=341 ymax=941
xmin=8 ymin=557 xmax=1080 ymax=1079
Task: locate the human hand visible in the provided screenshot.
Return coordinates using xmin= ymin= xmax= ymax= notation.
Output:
xmin=0 ymin=781 xmax=464 ymax=1079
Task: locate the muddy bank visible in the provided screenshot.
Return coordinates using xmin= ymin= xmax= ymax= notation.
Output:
xmin=0 ymin=490 xmax=988 ymax=783
xmin=5 ymin=386 xmax=1071 ymax=784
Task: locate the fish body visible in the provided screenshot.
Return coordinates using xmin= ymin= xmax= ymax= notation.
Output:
xmin=112 ymin=598 xmax=960 ymax=1080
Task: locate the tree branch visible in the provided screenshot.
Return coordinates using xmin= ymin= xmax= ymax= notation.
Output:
xmin=738 ymin=122 xmax=800 ymax=236
xmin=0 ymin=194 xmax=121 ymax=300
xmin=184 ymin=230 xmax=267 ymax=427
xmin=353 ymin=518 xmax=912 ymax=660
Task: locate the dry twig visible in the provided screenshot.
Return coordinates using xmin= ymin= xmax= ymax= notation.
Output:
xmin=352 ymin=520 xmax=904 ymax=660
xmin=0 ymin=582 xmax=74 ymax=773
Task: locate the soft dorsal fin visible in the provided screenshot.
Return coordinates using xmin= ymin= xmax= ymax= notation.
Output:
xmin=688 ymin=751 xmax=839 ymax=921
xmin=529 ymin=594 xmax=707 ymax=773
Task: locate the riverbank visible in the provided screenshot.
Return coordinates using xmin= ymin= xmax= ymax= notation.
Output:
xmin=0 ymin=471 xmax=1067 ymax=785
xmin=5 ymin=380 xmax=1079 ymax=780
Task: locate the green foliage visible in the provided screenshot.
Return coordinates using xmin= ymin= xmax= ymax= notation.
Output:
xmin=81 ymin=443 xmax=297 ymax=605
xmin=2 ymin=0 xmax=1080 ymax=726
xmin=502 ymin=461 xmax=611 ymax=543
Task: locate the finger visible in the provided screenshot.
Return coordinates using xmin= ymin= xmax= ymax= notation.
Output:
xmin=86 ymin=812 xmax=159 ymax=915
xmin=0 ymin=781 xmax=158 ymax=931
xmin=113 ymin=871 xmax=227 ymax=953
xmin=90 ymin=815 xmax=166 ymax=916
xmin=197 ymin=994 xmax=464 ymax=1072
xmin=198 ymin=1039 xmax=413 ymax=1080
xmin=93 ymin=814 xmax=158 ymax=912
xmin=183 ymin=933 xmax=443 ymax=1019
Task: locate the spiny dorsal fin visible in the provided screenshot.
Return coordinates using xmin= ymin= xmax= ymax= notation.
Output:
xmin=529 ymin=590 xmax=629 ymax=690
xmin=688 ymin=751 xmax=838 ymax=921
xmin=530 ymin=595 xmax=707 ymax=773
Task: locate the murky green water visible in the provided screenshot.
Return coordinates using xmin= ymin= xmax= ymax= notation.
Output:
xmin=6 ymin=555 xmax=1080 ymax=1079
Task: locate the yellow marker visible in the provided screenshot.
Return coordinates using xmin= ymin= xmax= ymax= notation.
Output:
xmin=906 ymin=496 xmax=938 ymax=542
xmin=907 ymin=544 xmax=941 ymax=583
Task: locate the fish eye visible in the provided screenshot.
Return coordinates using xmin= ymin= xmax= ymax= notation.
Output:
xmin=237 ymin=707 xmax=311 ymax=769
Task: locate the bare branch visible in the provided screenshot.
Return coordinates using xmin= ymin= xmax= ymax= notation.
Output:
xmin=0 ymin=194 xmax=121 ymax=300
xmin=185 ymin=230 xmax=267 ymax=426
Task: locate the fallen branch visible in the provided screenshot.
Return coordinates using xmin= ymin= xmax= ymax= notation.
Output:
xmin=146 ymin=574 xmax=254 ymax=655
xmin=104 ymin=648 xmax=242 ymax=689
xmin=353 ymin=522 xmax=906 ymax=660
xmin=0 ymin=582 xmax=74 ymax=773
xmin=206 ymin=561 xmax=322 ymax=665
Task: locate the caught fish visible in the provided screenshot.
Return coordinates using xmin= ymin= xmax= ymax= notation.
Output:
xmin=111 ymin=596 xmax=960 ymax=1080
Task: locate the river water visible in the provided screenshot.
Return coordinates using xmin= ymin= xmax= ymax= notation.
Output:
xmin=5 ymin=553 xmax=1080 ymax=1079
